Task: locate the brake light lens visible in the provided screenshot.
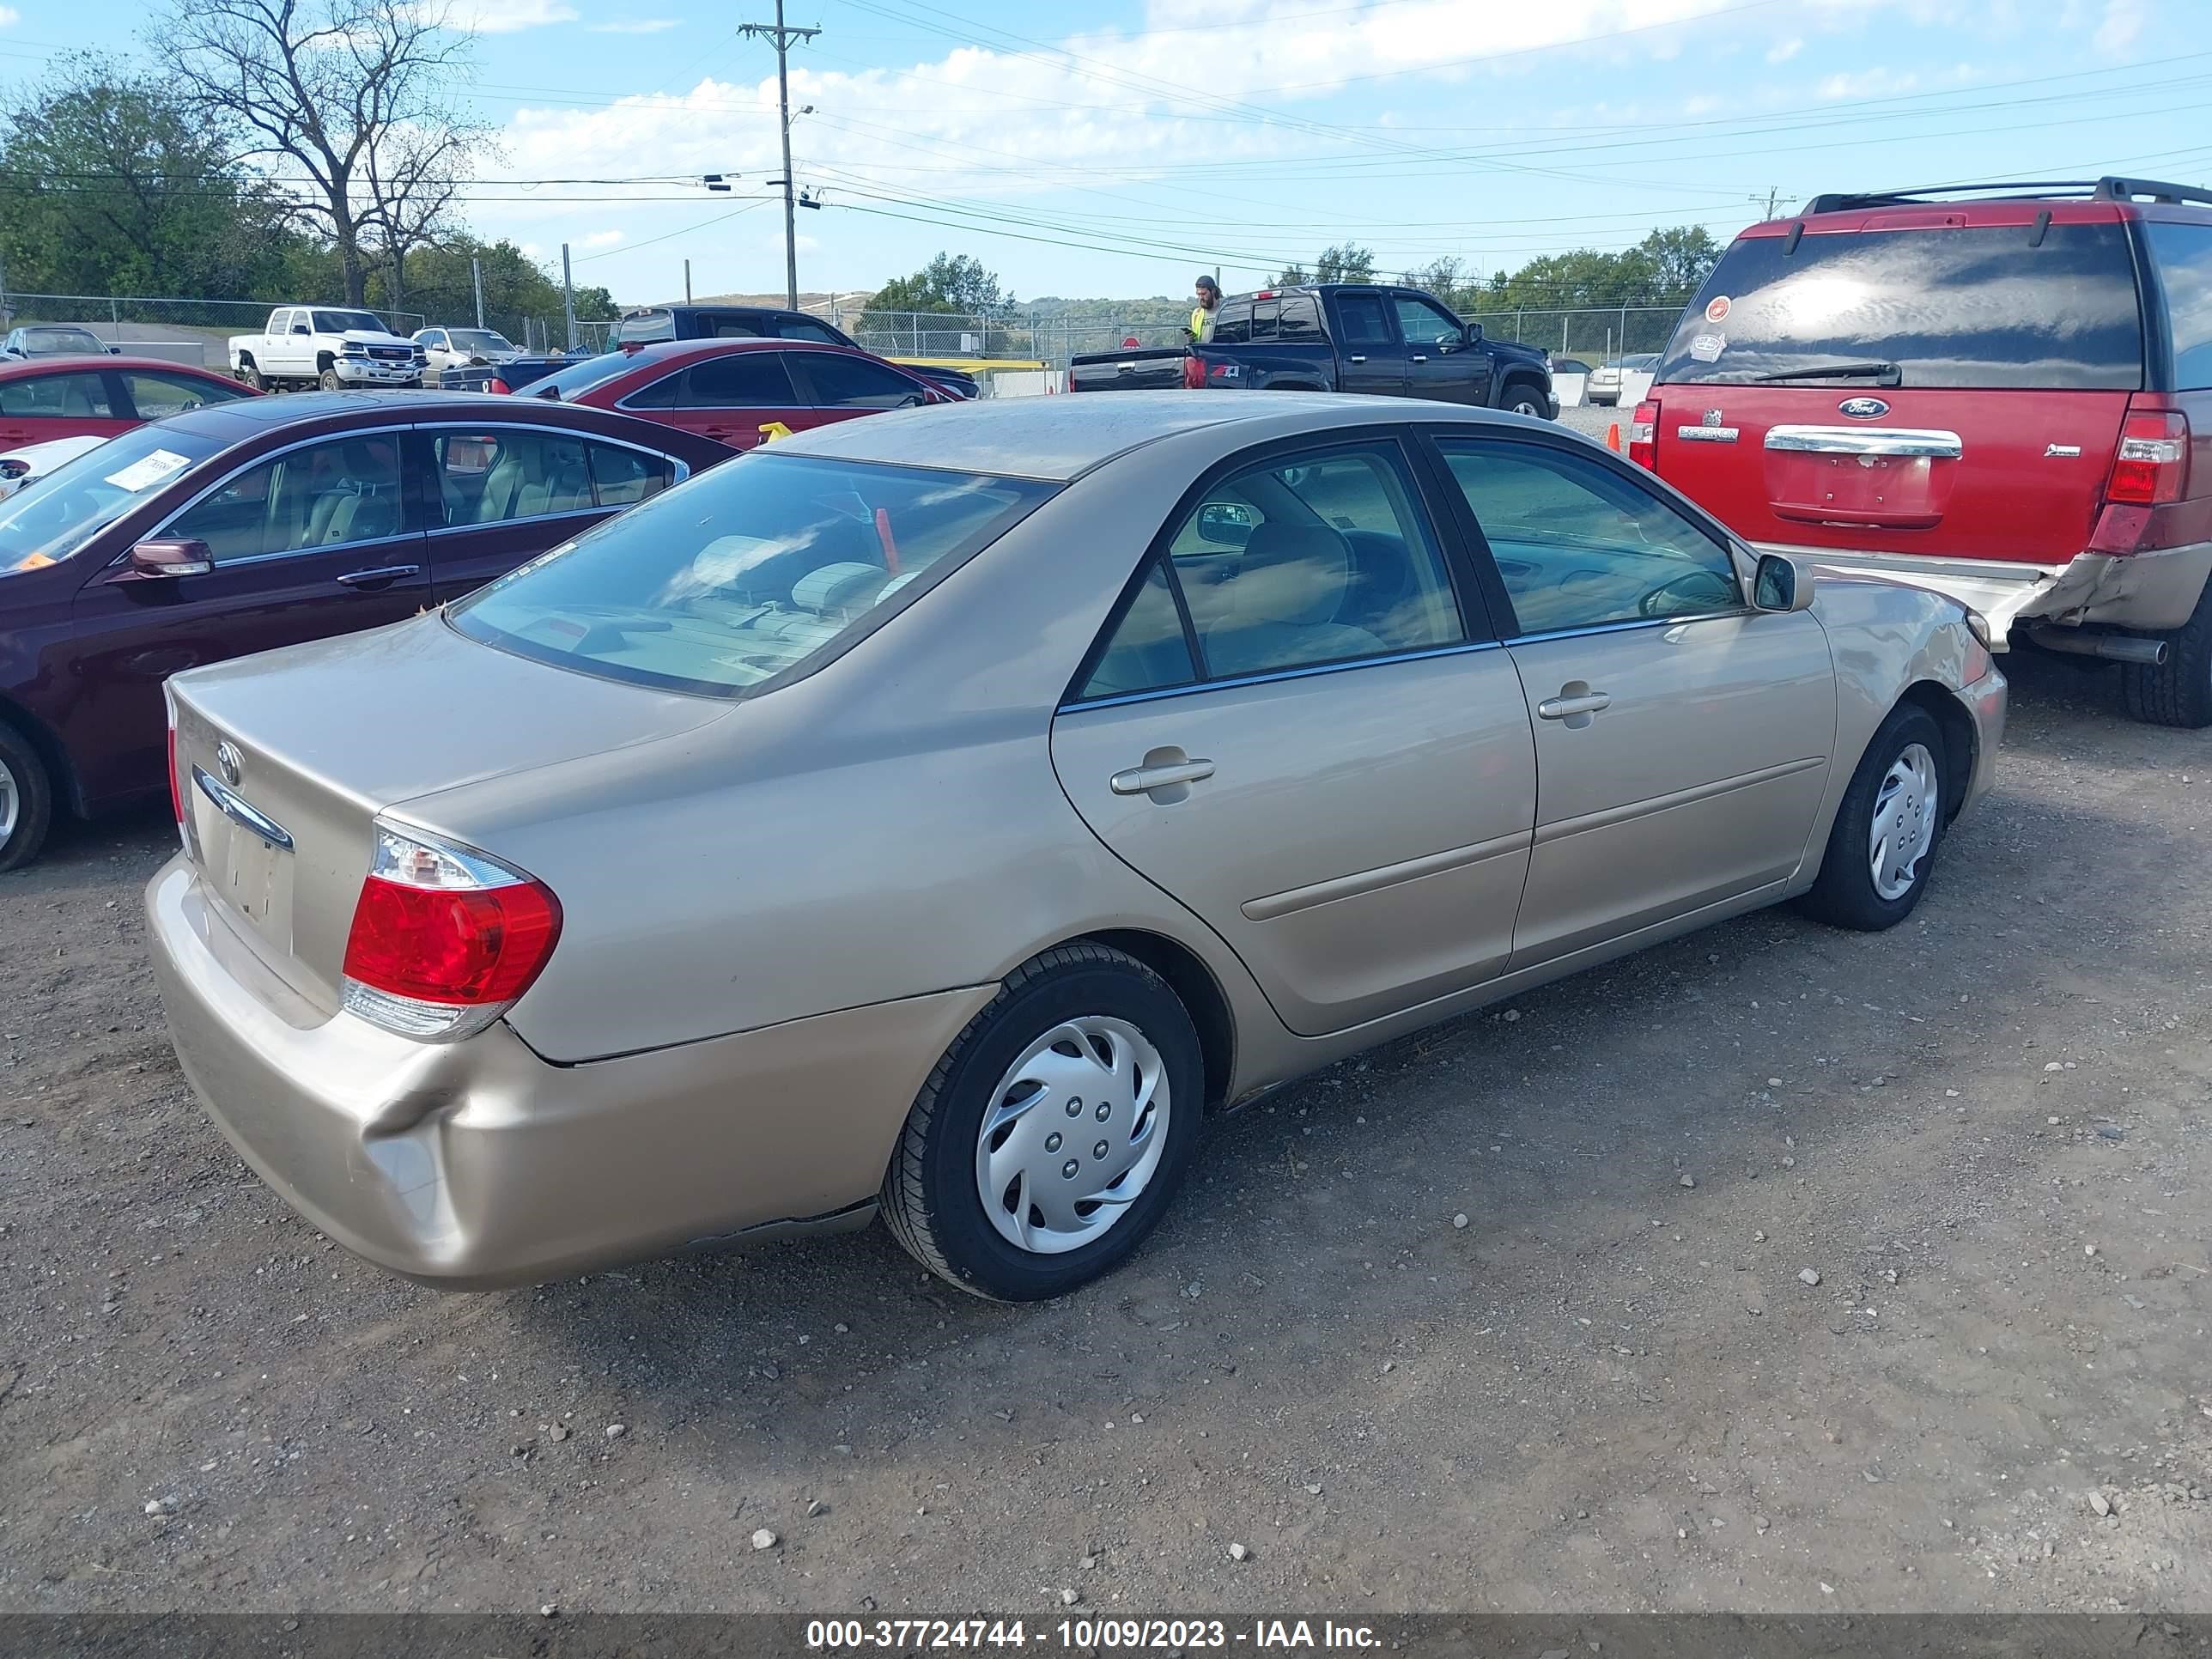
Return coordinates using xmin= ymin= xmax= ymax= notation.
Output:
xmin=2106 ymin=410 xmax=2190 ymax=506
xmin=340 ymin=826 xmax=562 ymax=1042
xmin=1628 ymin=399 xmax=1659 ymax=469
xmin=487 ymin=376 xmax=512 ymax=395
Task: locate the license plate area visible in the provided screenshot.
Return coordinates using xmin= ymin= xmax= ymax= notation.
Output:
xmin=191 ymin=768 xmax=296 ymax=951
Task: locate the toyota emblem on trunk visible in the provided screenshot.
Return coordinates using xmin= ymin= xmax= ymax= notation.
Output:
xmin=1838 ymin=397 xmax=1890 ymax=419
xmin=216 ymin=742 xmax=242 ymax=787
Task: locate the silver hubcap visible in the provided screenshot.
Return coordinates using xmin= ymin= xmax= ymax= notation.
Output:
xmin=1869 ymin=741 xmax=1939 ymax=902
xmin=974 ymin=1015 xmax=1170 ymax=1255
xmin=0 ymin=754 xmax=16 ymax=844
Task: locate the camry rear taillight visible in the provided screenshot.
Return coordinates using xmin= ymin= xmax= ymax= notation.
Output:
xmin=2106 ymin=410 xmax=2190 ymax=506
xmin=1628 ymin=399 xmax=1659 ymax=470
xmin=340 ymin=825 xmax=562 ymax=1042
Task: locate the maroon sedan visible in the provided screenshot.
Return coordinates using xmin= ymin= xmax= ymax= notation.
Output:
xmin=517 ymin=338 xmax=951 ymax=451
xmin=0 ymin=354 xmax=258 ymax=450
xmin=0 ymin=390 xmax=732 ymax=869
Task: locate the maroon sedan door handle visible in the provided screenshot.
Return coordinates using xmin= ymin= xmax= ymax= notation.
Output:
xmin=335 ymin=563 xmax=422 ymax=589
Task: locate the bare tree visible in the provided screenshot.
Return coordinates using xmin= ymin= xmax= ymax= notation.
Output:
xmin=151 ymin=0 xmax=488 ymax=306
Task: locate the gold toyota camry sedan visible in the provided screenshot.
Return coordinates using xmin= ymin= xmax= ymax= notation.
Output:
xmin=148 ymin=393 xmax=2006 ymax=1301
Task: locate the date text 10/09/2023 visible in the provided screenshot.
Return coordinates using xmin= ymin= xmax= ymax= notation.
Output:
xmin=805 ymin=1620 xmax=1383 ymax=1650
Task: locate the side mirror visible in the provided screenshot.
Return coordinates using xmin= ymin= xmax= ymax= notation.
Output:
xmin=1196 ymin=502 xmax=1255 ymax=546
xmin=107 ymin=344 xmax=123 ymax=355
xmin=1753 ymin=551 xmax=1814 ymax=613
xmin=127 ymin=538 xmax=215 ymax=579
xmin=1466 ymin=320 xmax=1483 ymax=341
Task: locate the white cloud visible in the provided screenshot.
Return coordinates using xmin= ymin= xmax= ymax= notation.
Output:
xmin=587 ymin=15 xmax=679 ymax=31
xmin=2094 ymin=0 xmax=2146 ymax=52
xmin=577 ymin=229 xmax=624 ymax=248
xmin=0 ymin=8 xmax=21 ymax=25
xmin=1765 ymin=36 xmax=1803 ymax=63
xmin=459 ymin=0 xmax=578 ymax=32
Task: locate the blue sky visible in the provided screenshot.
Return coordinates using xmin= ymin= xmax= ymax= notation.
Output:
xmin=3 ymin=0 xmax=2205 ymax=304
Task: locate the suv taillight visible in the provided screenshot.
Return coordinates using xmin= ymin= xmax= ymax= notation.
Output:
xmin=2106 ymin=409 xmax=2190 ymax=506
xmin=1628 ymin=399 xmax=1658 ymax=469
xmin=340 ymin=825 xmax=562 ymax=1042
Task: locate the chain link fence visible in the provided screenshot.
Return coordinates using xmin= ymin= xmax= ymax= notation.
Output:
xmin=1468 ymin=304 xmax=1689 ymax=362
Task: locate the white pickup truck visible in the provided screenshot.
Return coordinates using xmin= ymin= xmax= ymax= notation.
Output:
xmin=228 ymin=306 xmax=428 ymax=392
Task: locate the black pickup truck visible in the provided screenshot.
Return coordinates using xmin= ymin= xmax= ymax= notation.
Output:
xmin=1068 ymin=283 xmax=1556 ymax=416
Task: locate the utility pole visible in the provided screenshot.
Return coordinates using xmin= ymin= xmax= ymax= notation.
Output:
xmin=471 ymin=257 xmax=485 ymax=329
xmin=739 ymin=1 xmax=820 ymax=311
xmin=684 ymin=258 xmax=693 ymax=303
xmin=561 ymin=242 xmax=577 ymax=352
xmin=1763 ymin=185 xmax=1782 ymax=220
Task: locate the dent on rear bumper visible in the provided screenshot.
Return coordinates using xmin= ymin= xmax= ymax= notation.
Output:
xmin=146 ymin=860 xmax=995 ymax=1287
xmin=1782 ymin=543 xmax=2212 ymax=639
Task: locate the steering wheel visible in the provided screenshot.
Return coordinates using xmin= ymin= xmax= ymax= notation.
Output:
xmin=1638 ymin=568 xmax=1737 ymax=618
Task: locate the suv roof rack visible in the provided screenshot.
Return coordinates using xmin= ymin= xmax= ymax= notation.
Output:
xmin=1799 ymin=176 xmax=2212 ymax=214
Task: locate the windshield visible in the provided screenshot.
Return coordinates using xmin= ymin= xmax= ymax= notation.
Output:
xmin=313 ymin=310 xmax=386 ymax=334
xmin=448 ymin=330 xmax=515 ymax=353
xmin=1658 ymin=222 xmax=2143 ymax=389
xmin=449 ymin=452 xmax=1056 ymax=696
xmin=527 ymin=352 xmax=641 ymax=400
xmin=0 ymin=425 xmax=223 ymax=571
xmin=21 ymin=327 xmax=105 ymax=354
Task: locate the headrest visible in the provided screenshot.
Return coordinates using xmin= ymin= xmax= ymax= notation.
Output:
xmin=1231 ymin=520 xmax=1352 ymax=628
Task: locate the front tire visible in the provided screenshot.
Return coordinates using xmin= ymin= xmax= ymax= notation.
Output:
xmin=1796 ymin=703 xmax=1946 ymax=932
xmin=2118 ymin=580 xmax=2212 ymax=728
xmin=881 ymin=943 xmax=1205 ymax=1301
xmin=0 ymin=719 xmax=55 ymax=874
xmin=237 ymin=360 xmax=263 ymax=392
xmin=319 ymin=366 xmax=342 ymax=392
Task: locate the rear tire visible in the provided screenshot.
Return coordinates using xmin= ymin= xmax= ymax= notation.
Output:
xmin=0 ymin=719 xmax=55 ymax=874
xmin=880 ymin=943 xmax=1205 ymax=1302
xmin=1796 ymin=703 xmax=1946 ymax=932
xmin=2117 ymin=580 xmax=2212 ymax=728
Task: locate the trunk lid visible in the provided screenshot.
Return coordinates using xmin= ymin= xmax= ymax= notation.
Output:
xmin=1650 ymin=208 xmax=2146 ymax=567
xmin=1650 ymin=385 xmax=2130 ymax=562
xmin=170 ymin=613 xmax=731 ymax=1011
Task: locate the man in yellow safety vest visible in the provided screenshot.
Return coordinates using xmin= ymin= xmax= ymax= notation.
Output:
xmin=1188 ymin=274 xmax=1220 ymax=343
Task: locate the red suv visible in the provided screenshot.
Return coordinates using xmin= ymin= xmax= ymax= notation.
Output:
xmin=1634 ymin=176 xmax=2212 ymax=725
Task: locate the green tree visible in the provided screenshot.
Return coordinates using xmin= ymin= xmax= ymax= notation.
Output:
xmin=865 ymin=252 xmax=1010 ymax=319
xmin=0 ymin=53 xmax=304 ymax=296
xmin=1312 ymin=244 xmax=1375 ymax=284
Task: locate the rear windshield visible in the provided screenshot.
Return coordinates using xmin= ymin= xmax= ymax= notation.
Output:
xmin=527 ymin=352 xmax=641 ymax=401
xmin=1658 ymin=223 xmax=2144 ymax=390
xmin=448 ymin=452 xmax=1056 ymax=696
xmin=0 ymin=424 xmax=225 ymax=572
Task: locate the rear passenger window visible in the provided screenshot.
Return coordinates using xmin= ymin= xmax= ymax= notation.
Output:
xmin=588 ymin=442 xmax=672 ymax=507
xmin=1165 ymin=443 xmax=1463 ymax=681
xmin=2147 ymin=220 xmax=2212 ymax=390
xmin=795 ymin=353 xmax=925 ymax=409
xmin=434 ymin=430 xmax=592 ymax=526
xmin=0 ymin=371 xmax=112 ymax=418
xmin=1435 ymin=440 xmax=1741 ymax=634
xmin=1075 ymin=557 xmax=1195 ymax=701
xmin=1333 ymin=293 xmax=1391 ymax=349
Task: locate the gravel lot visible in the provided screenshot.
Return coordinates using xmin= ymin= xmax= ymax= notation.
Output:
xmin=2 ymin=653 xmax=2208 ymax=1616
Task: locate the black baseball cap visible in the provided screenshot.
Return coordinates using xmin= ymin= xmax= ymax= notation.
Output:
xmin=1194 ymin=274 xmax=1220 ymax=293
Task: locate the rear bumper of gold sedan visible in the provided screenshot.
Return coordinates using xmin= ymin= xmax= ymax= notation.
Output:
xmin=1958 ymin=665 xmax=2007 ymax=817
xmin=146 ymin=858 xmax=994 ymax=1288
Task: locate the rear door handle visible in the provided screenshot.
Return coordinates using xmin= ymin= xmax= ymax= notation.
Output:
xmin=1110 ymin=759 xmax=1215 ymax=795
xmin=1346 ymin=355 xmax=1367 ymax=364
xmin=335 ymin=563 xmax=421 ymax=588
xmin=1411 ymin=354 xmax=1429 ymax=363
xmin=1537 ymin=691 xmax=1611 ymax=720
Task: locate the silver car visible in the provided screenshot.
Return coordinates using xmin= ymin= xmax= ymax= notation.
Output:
xmin=1586 ymin=353 xmax=1659 ymax=407
xmin=148 ymin=394 xmax=2006 ymax=1301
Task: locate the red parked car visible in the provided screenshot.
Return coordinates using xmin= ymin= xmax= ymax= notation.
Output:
xmin=0 ymin=354 xmax=258 ymax=450
xmin=516 ymin=338 xmax=951 ymax=450
xmin=1634 ymin=175 xmax=2212 ymax=725
xmin=0 ymin=390 xmax=732 ymax=870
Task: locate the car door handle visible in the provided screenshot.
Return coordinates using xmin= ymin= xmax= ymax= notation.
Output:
xmin=335 ymin=563 xmax=422 ymax=588
xmin=1536 ymin=691 xmax=1611 ymax=720
xmin=1110 ymin=759 xmax=1215 ymax=795
xmin=1411 ymin=354 xmax=1429 ymax=363
xmin=1346 ymin=355 xmax=1367 ymax=364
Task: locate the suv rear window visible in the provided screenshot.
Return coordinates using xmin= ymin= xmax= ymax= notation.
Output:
xmin=1658 ymin=223 xmax=2144 ymax=390
xmin=448 ymin=453 xmax=1055 ymax=697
